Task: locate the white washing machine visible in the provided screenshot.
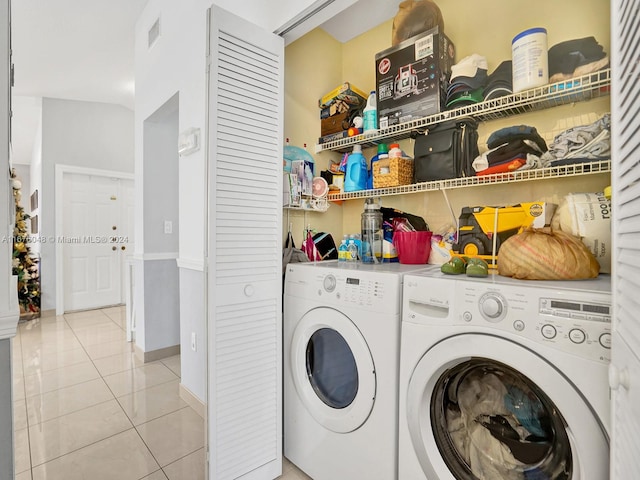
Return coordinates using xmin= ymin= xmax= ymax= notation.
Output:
xmin=399 ymin=270 xmax=612 ymax=480
xmin=284 ymin=260 xmax=427 ymax=480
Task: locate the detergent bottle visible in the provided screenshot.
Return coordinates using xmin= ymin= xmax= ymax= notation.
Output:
xmin=367 ymin=143 xmax=388 ymax=189
xmin=363 ymin=90 xmax=378 ymax=135
xmin=344 ymin=144 xmax=368 ymax=192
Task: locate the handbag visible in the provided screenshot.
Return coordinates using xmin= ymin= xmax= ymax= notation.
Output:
xmin=413 ymin=118 xmax=479 ymax=182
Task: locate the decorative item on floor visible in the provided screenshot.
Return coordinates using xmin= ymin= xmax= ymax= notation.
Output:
xmin=11 ymin=169 xmax=41 ymax=320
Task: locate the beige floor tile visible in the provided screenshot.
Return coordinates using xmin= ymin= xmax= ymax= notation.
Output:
xmin=64 ymin=314 xmax=114 ymax=330
xmin=141 ymin=470 xmax=168 ymax=480
xmin=103 ymin=309 xmax=126 ymax=327
xmin=20 ymin=327 xmax=78 ymax=347
xmin=26 ymin=378 xmax=114 ymax=425
xmin=23 ymin=361 xmax=100 ymax=398
xmin=15 ymin=470 xmax=32 ymax=480
xmin=21 ymin=336 xmax=83 ymax=357
xmin=100 ymin=305 xmax=125 ymax=316
xmin=92 ymin=350 xmax=145 ymax=377
xmin=160 ymin=354 xmax=181 ymax=377
xmin=83 ymin=338 xmax=134 ymax=360
xmin=31 ymin=428 xmax=160 ymax=480
xmin=136 ymin=407 xmax=205 ymax=467
xmin=22 ymin=346 xmax=90 ymax=376
xmin=14 ymin=399 xmax=28 ymax=431
xmin=103 ymin=363 xmax=179 ymax=398
xmin=14 ymin=373 xmax=25 ymax=402
xmin=14 ymin=427 xmax=31 ymax=474
xmin=163 ymin=448 xmax=206 ymax=480
xmin=28 ymin=399 xmax=132 ymax=466
xmin=117 ymin=379 xmax=186 ymax=425
xmin=73 ymin=323 xmax=126 ymax=347
xmin=64 ymin=309 xmax=111 ymax=321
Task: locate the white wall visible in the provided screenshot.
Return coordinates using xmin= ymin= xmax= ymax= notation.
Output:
xmin=40 ymin=98 xmax=134 ymax=311
xmin=28 ymin=109 xmax=42 ymax=255
xmin=134 ymin=0 xmax=353 ymax=404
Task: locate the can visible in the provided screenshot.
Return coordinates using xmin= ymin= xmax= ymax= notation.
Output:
xmin=512 ymin=27 xmax=548 ymax=93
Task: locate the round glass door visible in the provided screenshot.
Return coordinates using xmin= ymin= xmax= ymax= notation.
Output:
xmin=405 ymin=335 xmax=609 ymax=480
xmin=431 ymin=359 xmax=571 ymax=479
xmin=306 ymin=328 xmax=358 ymax=409
xmin=290 ymin=307 xmax=376 ymax=433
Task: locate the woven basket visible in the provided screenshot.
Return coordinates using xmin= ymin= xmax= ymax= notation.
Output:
xmin=373 ymin=157 xmax=414 ymax=188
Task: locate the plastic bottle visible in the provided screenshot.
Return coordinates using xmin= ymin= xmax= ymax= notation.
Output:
xmin=367 ymin=143 xmax=389 ymax=189
xmin=338 ymin=239 xmax=348 ymax=262
xmin=344 ymin=144 xmax=368 ymax=192
xmin=361 ymin=198 xmax=383 ymax=263
xmin=363 ymin=91 xmax=378 ymax=135
xmin=347 ymin=239 xmax=358 ymax=262
xmin=388 ymin=143 xmax=402 ymax=158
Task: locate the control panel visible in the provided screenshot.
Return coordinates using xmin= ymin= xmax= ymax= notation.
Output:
xmin=286 ymin=265 xmax=403 ymax=315
xmin=404 ymin=274 xmax=612 ymax=363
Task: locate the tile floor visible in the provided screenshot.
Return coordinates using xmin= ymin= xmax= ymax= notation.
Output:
xmin=11 ymin=305 xmax=311 ymax=480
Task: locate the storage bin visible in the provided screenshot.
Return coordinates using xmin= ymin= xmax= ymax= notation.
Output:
xmin=373 ymin=157 xmax=414 ymax=188
xmin=393 ymin=231 xmax=432 ymax=264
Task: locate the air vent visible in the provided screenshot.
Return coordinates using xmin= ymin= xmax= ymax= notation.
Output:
xmin=148 ymin=17 xmax=160 ymax=48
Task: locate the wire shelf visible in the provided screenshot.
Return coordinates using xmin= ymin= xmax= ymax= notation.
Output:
xmin=315 ymin=69 xmax=611 ymax=153
xmin=327 ymin=160 xmax=612 ymax=201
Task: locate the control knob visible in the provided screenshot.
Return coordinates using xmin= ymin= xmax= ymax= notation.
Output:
xmin=479 ymin=293 xmax=506 ymax=322
xmin=323 ymin=275 xmax=337 ymax=293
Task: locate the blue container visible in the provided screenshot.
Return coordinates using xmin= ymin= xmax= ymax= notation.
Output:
xmin=344 ymin=145 xmax=368 ymax=192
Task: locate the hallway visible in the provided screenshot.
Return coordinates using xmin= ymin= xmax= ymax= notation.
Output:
xmin=12 ymin=306 xmax=204 ymax=480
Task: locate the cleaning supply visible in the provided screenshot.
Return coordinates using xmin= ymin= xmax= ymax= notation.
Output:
xmin=388 ymin=143 xmax=402 ymax=158
xmin=367 ymin=143 xmax=389 ymax=189
xmin=361 ymin=198 xmax=383 ymax=263
xmin=338 ymin=239 xmax=348 ymax=262
xmin=363 ymin=90 xmax=378 ymax=135
xmin=344 ymin=144 xmax=368 ymax=192
xmin=347 ymin=239 xmax=358 ymax=262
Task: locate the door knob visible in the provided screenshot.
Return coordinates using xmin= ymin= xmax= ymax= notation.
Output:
xmin=609 ymin=364 xmax=630 ymax=391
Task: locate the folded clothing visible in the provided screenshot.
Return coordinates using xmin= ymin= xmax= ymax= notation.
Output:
xmin=548 ymin=36 xmax=607 ymax=76
xmin=487 ymin=125 xmax=548 ymax=152
xmin=540 ymin=113 xmax=610 ymax=165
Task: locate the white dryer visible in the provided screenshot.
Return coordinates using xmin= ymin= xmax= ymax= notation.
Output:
xmin=399 ymin=270 xmax=612 ymax=480
xmin=284 ymin=261 xmax=427 ymax=480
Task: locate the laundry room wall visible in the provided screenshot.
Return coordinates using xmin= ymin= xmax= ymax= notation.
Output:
xmin=38 ymin=98 xmax=134 ymax=312
xmin=284 ymin=0 xmax=611 ymax=244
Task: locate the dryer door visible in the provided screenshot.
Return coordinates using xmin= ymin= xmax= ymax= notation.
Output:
xmin=290 ymin=307 xmax=376 ymax=433
xmin=406 ymin=334 xmax=608 ymax=480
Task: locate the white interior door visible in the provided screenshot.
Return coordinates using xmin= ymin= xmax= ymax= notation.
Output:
xmin=62 ymin=173 xmax=133 ymax=312
xmin=207 ymin=5 xmax=284 ymax=480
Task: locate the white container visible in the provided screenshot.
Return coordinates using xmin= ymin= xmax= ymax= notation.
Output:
xmin=511 ymin=27 xmax=548 ymax=93
xmin=363 ymin=90 xmax=378 ymax=135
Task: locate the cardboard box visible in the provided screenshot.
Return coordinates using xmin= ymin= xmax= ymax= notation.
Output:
xmin=291 ymin=160 xmax=313 ymax=197
xmin=375 ymin=27 xmax=455 ymax=128
xmin=283 ymin=173 xmax=300 ymax=207
xmin=321 ymin=110 xmax=351 ymax=137
xmin=319 ymin=82 xmax=368 ymax=110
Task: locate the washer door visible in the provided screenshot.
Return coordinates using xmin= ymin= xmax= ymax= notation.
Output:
xmin=406 ymin=334 xmax=608 ymax=479
xmin=290 ymin=307 xmax=376 ymax=433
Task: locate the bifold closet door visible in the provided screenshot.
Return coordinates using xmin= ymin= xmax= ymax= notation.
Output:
xmin=610 ymin=0 xmax=640 ymax=478
xmin=206 ymin=5 xmax=284 ymax=480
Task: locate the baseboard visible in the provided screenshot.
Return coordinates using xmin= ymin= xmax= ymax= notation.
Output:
xmin=134 ymin=344 xmax=180 ymax=363
xmin=179 ymin=383 xmax=206 ymax=418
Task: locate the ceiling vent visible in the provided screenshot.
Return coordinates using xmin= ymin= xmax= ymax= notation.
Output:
xmin=148 ymin=17 xmax=161 ymax=49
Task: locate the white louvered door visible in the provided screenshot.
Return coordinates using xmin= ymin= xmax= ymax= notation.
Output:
xmin=206 ymin=6 xmax=283 ymax=480
xmin=610 ymin=0 xmax=640 ymax=478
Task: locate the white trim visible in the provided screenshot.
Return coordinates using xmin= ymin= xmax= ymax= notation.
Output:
xmin=54 ymin=164 xmax=134 ymax=315
xmin=176 ymin=258 xmax=205 ymax=271
xmin=180 ymin=383 xmax=206 ymax=418
xmin=130 ymin=252 xmax=179 ymax=262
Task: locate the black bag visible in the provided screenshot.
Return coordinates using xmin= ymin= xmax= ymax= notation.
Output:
xmin=413 ymin=118 xmax=479 ymax=182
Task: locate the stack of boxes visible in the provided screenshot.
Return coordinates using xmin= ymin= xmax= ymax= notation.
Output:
xmin=318 ymin=82 xmax=368 ymax=144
